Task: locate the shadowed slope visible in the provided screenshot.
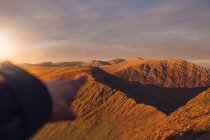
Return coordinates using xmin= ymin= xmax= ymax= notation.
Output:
xmin=146 ymin=88 xmax=210 ymax=140
xmin=103 ymin=58 xmax=210 ymax=88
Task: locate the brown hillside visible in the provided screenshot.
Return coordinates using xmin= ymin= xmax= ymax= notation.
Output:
xmin=21 ymin=66 xmax=207 ymax=140
xmin=103 ymin=59 xmax=210 ymax=88
xmin=146 ymin=88 xmax=210 ymax=140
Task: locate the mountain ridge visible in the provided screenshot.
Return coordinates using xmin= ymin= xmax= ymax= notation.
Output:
xmin=103 ymin=58 xmax=210 ymax=88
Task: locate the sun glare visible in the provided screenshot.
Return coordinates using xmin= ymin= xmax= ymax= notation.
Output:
xmin=0 ymin=31 xmax=17 ymax=60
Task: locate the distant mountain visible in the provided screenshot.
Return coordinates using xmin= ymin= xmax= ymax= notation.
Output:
xmin=23 ymin=61 xmax=83 ymax=67
xmin=82 ymin=60 xmax=110 ymax=67
xmin=53 ymin=61 xmax=84 ymax=67
xmin=22 ymin=65 xmax=207 ymax=140
xmin=22 ymin=58 xmax=126 ymax=67
xmin=103 ymin=58 xmax=210 ymax=88
xmin=146 ymin=88 xmax=210 ymax=140
xmin=107 ymin=58 xmax=126 ymax=65
xmin=102 ymin=57 xmax=144 ymax=71
xmin=22 ymin=62 xmax=53 ymax=67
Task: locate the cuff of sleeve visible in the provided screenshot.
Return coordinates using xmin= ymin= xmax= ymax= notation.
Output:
xmin=0 ymin=62 xmax=52 ymax=138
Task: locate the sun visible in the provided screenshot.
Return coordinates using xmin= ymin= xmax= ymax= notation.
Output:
xmin=0 ymin=32 xmax=17 ymax=60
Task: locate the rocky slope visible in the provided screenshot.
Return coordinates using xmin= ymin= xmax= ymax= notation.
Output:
xmin=103 ymin=58 xmax=210 ymax=88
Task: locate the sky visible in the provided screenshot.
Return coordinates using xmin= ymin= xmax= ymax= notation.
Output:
xmin=0 ymin=0 xmax=209 ymax=67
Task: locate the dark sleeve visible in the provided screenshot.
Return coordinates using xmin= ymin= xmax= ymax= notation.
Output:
xmin=0 ymin=62 xmax=52 ymax=140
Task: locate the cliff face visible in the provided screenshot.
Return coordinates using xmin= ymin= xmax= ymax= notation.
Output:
xmin=146 ymin=88 xmax=210 ymax=140
xmin=104 ymin=59 xmax=210 ymax=88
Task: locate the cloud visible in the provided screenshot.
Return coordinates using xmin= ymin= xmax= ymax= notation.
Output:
xmin=0 ymin=0 xmax=209 ymax=63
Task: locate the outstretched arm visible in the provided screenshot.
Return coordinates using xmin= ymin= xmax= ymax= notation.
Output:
xmin=0 ymin=62 xmax=87 ymax=140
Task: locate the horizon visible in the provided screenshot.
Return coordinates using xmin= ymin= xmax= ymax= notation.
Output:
xmin=0 ymin=0 xmax=209 ymax=67
xmin=15 ymin=57 xmax=210 ymax=69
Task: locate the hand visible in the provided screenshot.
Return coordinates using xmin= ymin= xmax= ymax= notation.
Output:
xmin=45 ymin=73 xmax=87 ymax=122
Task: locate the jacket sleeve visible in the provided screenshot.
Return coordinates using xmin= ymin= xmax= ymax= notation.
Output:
xmin=0 ymin=62 xmax=52 ymax=140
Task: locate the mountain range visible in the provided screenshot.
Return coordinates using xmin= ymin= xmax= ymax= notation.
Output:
xmin=21 ymin=58 xmax=210 ymax=140
xmin=23 ymin=58 xmax=126 ymax=67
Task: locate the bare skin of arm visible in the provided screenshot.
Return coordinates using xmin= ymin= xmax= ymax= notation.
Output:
xmin=45 ymin=73 xmax=88 ymax=122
